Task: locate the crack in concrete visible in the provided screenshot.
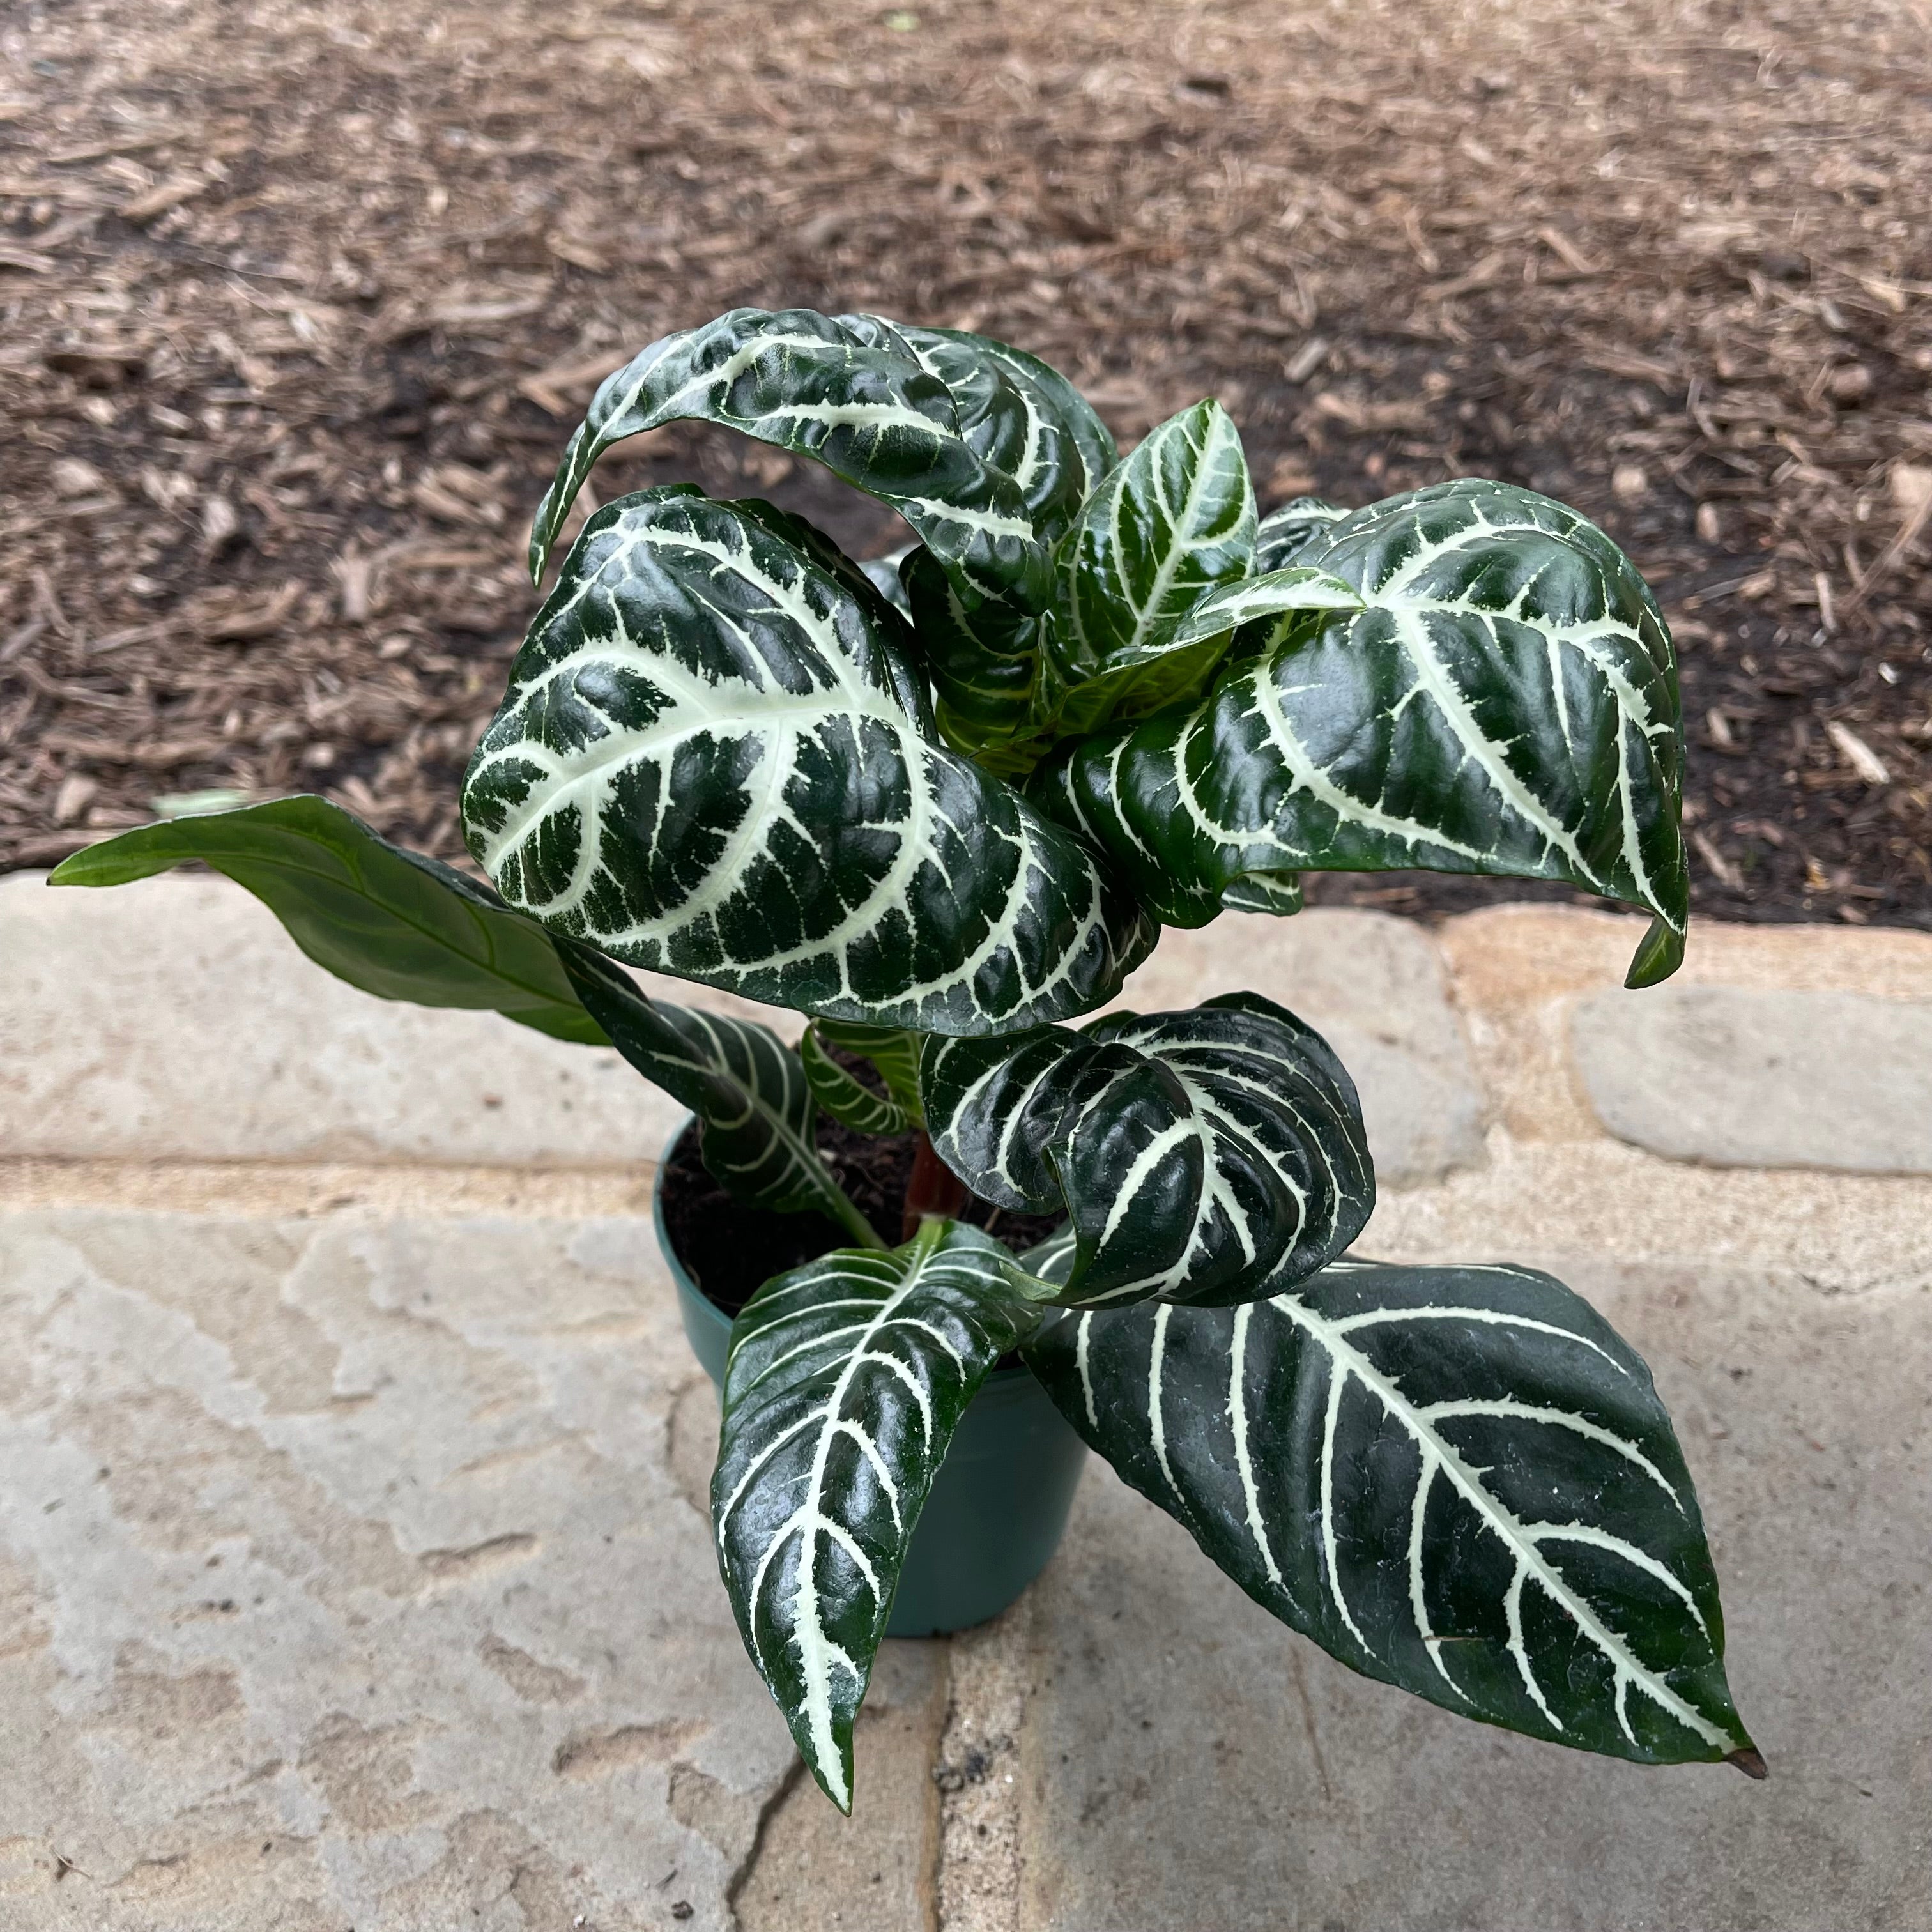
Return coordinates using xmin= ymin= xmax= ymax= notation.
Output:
xmin=724 ymin=1755 xmax=810 ymax=1929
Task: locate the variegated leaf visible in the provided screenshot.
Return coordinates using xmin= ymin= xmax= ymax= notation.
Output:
xmin=528 ymin=309 xmax=1097 ymax=615
xmin=1033 ymin=567 xmax=1366 ymax=747
xmin=560 ymin=943 xmax=879 ymax=1244
xmin=800 ymin=1024 xmax=914 ymax=1137
xmin=1027 ymin=1259 xmax=1760 ymax=1772
xmin=1036 ymin=481 xmax=1689 ymax=983
xmin=1255 ymin=494 xmax=1347 ymax=571
xmin=50 ymin=795 xmax=607 ymax=1045
xmin=809 ymin=1016 xmax=926 ymax=1128
xmin=922 ymin=993 xmax=1373 ymax=1308
xmin=1217 ymin=870 xmax=1305 ymax=916
xmin=896 ymin=325 xmax=1117 ymax=539
xmin=712 ymin=1221 xmax=1043 ymax=1809
xmin=463 ymin=488 xmax=1156 ymax=1035
xmin=1158 ymin=565 xmax=1364 ymax=654
xmin=1041 ymin=400 xmax=1256 ymax=735
xmin=900 ymin=541 xmax=1041 ymax=747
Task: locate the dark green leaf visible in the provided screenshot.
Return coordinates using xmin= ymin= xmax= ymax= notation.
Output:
xmin=1037 ymin=565 xmax=1366 ymax=746
xmin=1157 ymin=565 xmax=1364 ymax=652
xmin=923 ymin=992 xmax=1373 ymax=1308
xmin=1026 ymin=1257 xmax=1756 ymax=1769
xmin=900 ymin=541 xmax=1041 ymax=750
xmin=560 ymin=943 xmax=877 ymax=1245
xmin=528 ymin=308 xmax=1073 ymax=613
xmin=49 ymin=795 xmax=604 ymax=1045
xmin=896 ymin=325 xmax=1117 ymax=540
xmin=1216 ymin=870 xmax=1305 ymax=916
xmin=1254 ymin=495 xmax=1348 ymax=570
xmin=808 ymin=1017 xmax=926 ymax=1129
xmin=1041 ymin=400 xmax=1255 ymax=733
xmin=1036 ymin=481 xmax=1688 ymax=981
xmin=800 ymin=1025 xmax=914 ymax=1137
xmin=464 ymin=488 xmax=1155 ymax=1034
xmin=712 ymin=1220 xmax=1042 ymax=1809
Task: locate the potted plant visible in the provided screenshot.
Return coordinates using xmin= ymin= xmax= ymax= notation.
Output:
xmin=54 ymin=307 xmax=1761 ymax=1816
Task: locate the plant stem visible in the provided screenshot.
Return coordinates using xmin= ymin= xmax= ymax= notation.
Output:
xmin=902 ymin=1130 xmax=970 ymax=1241
xmin=827 ymin=1179 xmax=890 ymax=1252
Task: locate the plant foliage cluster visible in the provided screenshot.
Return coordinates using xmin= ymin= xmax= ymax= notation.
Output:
xmin=56 ymin=309 xmax=1757 ymax=1813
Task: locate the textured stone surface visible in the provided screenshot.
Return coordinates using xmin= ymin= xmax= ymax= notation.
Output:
xmin=7 ymin=887 xmax=1928 ymax=1931
xmin=0 ymin=873 xmax=791 ymax=1168
xmin=1438 ymin=905 xmax=1932 ymax=1146
xmin=1117 ymin=909 xmax=1486 ymax=1186
xmin=1016 ymin=1261 xmax=1931 ymax=1932
xmin=0 ymin=1210 xmax=941 ymax=1931
xmin=1572 ymin=985 xmax=1932 ymax=1174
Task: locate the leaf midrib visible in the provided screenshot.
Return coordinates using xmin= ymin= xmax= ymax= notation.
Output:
xmin=213 ymin=846 xmax=577 ymax=1016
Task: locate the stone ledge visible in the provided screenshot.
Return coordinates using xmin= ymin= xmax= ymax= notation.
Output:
xmin=1438 ymin=905 xmax=1932 ymax=1147
xmin=1572 ymin=985 xmax=1932 ymax=1174
xmin=4 ymin=875 xmax=1491 ymax=1189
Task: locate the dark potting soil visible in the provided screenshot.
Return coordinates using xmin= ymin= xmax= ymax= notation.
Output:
xmin=661 ymin=1114 xmax=1065 ymax=1320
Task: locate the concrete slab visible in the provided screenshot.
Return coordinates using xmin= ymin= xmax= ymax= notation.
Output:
xmin=1015 ymin=1261 xmax=1931 ymax=1932
xmin=1118 ymin=909 xmax=1486 ymax=1186
xmin=0 ymin=873 xmax=792 ymax=1169
xmin=1437 ymin=905 xmax=1932 ymax=1145
xmin=1572 ymin=985 xmax=1932 ymax=1174
xmin=6 ymin=876 xmax=1489 ymax=1191
xmin=0 ymin=1209 xmax=942 ymax=1932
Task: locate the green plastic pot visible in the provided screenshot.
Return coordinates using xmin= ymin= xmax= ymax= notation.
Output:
xmin=653 ymin=1123 xmax=1088 ymax=1636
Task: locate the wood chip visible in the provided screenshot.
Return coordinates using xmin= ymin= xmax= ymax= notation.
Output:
xmin=119 ymin=174 xmax=206 ymax=223
xmin=1826 ymin=721 xmax=1890 ymax=786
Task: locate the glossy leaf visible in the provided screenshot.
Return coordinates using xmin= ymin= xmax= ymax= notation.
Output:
xmin=900 ymin=541 xmax=1041 ymax=750
xmin=712 ymin=1220 xmax=1043 ymax=1809
xmin=1254 ymin=495 xmax=1348 ymax=570
xmin=560 ymin=944 xmax=877 ymax=1245
xmin=1027 ymin=1258 xmax=1758 ymax=1770
xmin=809 ymin=1017 xmax=926 ymax=1128
xmin=1217 ymin=870 xmax=1305 ymax=916
xmin=1041 ymin=400 xmax=1256 ymax=735
xmin=529 ymin=307 xmax=1095 ymax=613
xmin=922 ymin=992 xmax=1373 ymax=1308
xmin=801 ymin=1025 xmax=914 ymax=1137
xmin=49 ymin=795 xmax=606 ymax=1045
xmin=1037 ymin=482 xmax=1689 ymax=982
xmin=1034 ymin=565 xmax=1365 ymax=747
xmin=898 ymin=325 xmax=1116 ymax=539
xmin=463 ymin=487 xmax=1156 ymax=1035
xmin=1158 ymin=565 xmax=1364 ymax=653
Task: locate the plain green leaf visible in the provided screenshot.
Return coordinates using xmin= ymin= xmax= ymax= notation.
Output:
xmin=49 ymin=795 xmax=606 ymax=1045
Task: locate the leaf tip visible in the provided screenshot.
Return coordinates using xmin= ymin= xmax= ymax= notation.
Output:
xmin=46 ymin=839 xmax=113 ymax=887
xmin=1623 ymin=915 xmax=1686 ymax=988
xmin=1726 ymin=1745 xmax=1770 ymax=1781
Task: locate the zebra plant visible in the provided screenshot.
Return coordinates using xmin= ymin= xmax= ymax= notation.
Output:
xmin=54 ymin=307 xmax=1760 ymax=1816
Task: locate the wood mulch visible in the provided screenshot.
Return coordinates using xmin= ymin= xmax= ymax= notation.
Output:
xmin=3 ymin=0 xmax=1928 ymax=934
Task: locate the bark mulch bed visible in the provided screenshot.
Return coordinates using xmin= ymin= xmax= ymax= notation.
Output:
xmin=3 ymin=0 xmax=1928 ymax=933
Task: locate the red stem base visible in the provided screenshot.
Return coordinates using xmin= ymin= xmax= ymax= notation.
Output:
xmin=902 ymin=1130 xmax=970 ymax=1241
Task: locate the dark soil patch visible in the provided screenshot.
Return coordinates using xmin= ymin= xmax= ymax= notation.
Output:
xmin=661 ymin=1116 xmax=1064 ymax=1318
xmin=4 ymin=0 xmax=1928 ymax=931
